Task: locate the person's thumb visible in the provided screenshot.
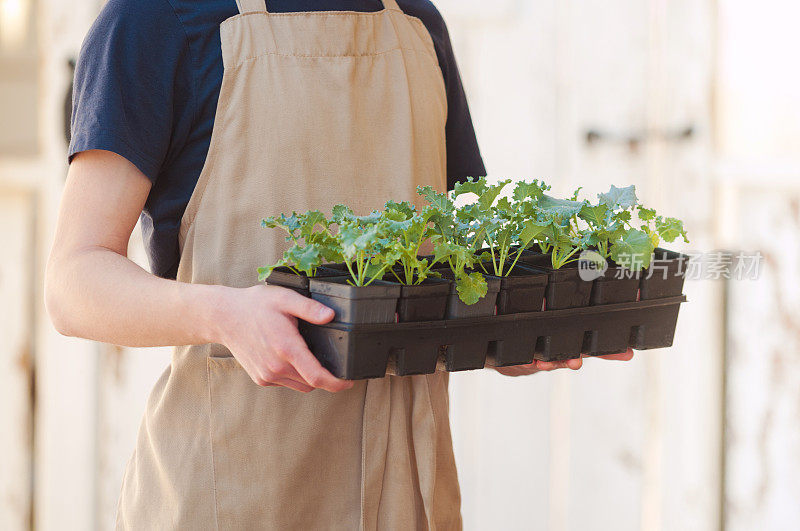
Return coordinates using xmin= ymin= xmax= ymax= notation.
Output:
xmin=278 ymin=289 xmax=335 ymax=324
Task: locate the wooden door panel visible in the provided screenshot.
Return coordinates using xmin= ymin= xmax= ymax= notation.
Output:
xmin=438 ymin=1 xmax=719 ymax=529
xmin=0 ymin=192 xmax=34 ymax=531
xmin=724 ymin=186 xmax=800 ymax=531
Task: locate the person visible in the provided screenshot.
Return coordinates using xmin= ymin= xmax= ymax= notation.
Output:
xmin=45 ymin=0 xmax=633 ymax=528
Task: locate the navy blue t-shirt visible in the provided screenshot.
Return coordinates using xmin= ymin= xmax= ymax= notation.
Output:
xmin=68 ymin=0 xmax=485 ymax=279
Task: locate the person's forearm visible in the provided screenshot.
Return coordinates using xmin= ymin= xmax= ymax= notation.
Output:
xmin=45 ymin=245 xmax=227 ymax=347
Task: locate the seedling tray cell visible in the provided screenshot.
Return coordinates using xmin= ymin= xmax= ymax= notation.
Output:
xmin=590 ymin=265 xmax=641 ymax=305
xmin=494 ymin=264 xmax=549 ymax=315
xmin=440 ymin=273 xmax=501 ymax=319
xmin=264 ymin=266 xmax=345 ymax=297
xmin=309 ymin=278 xmax=400 ymax=325
xmin=639 ymin=248 xmax=689 ymax=300
xmin=517 ymin=252 xmax=593 ymax=309
xmin=395 ymin=278 xmax=450 ymax=323
xmin=300 ymin=295 xmax=686 ymax=380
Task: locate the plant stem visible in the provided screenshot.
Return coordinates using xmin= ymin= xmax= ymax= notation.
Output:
xmin=488 ymin=241 xmax=500 ymax=276
xmin=417 ymin=264 xmax=431 ymax=285
xmin=356 ymin=251 xmax=366 ymax=286
xmin=552 ymin=246 xmax=581 ymax=269
xmin=345 ymin=260 xmax=358 ymax=286
xmin=507 ymin=247 xmax=525 ymax=275
xmin=498 ymin=245 xmax=509 ymax=276
xmin=390 ymin=268 xmax=404 ymax=284
xmin=364 ymin=264 xmax=389 ymax=286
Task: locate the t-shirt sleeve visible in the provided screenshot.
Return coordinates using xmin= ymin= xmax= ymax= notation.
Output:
xmin=68 ymin=0 xmax=194 ymax=184
xmin=424 ymin=5 xmax=486 ymax=190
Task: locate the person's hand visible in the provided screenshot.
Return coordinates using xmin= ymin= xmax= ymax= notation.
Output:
xmin=212 ymin=284 xmax=353 ymax=393
xmin=494 ymin=348 xmax=635 ymax=377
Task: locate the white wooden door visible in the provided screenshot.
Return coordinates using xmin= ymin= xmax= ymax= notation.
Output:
xmin=0 ymin=189 xmax=34 ymax=531
xmin=722 ymin=181 xmax=800 ymax=531
xmin=436 ymin=1 xmax=721 ymax=529
xmin=715 ymin=1 xmax=800 ymax=528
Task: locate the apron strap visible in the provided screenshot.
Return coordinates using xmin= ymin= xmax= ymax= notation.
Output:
xmin=236 ymin=0 xmax=267 ymax=14
xmin=381 ymin=0 xmax=403 ymax=12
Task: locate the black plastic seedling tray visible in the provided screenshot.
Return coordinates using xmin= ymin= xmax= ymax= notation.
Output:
xmin=300 ymin=295 xmax=686 ymax=380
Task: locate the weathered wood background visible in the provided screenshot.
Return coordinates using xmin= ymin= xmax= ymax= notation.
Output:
xmin=440 ymin=1 xmax=722 ymax=529
xmin=0 ymin=0 xmax=797 ymax=529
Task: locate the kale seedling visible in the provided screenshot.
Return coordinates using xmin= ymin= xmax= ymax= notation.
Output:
xmin=381 ymin=200 xmax=443 ymax=285
xmin=578 ymin=185 xmax=688 ymax=271
xmin=417 ymin=184 xmax=488 ymax=304
xmin=636 ymin=205 xmax=690 ymax=269
xmin=257 ymin=210 xmax=338 ymax=280
xmin=578 ymin=184 xmax=650 ymax=270
xmin=330 ymin=205 xmax=396 ymax=287
xmin=452 ymin=177 xmax=551 ymax=276
xmin=513 ymin=182 xmax=587 ymax=269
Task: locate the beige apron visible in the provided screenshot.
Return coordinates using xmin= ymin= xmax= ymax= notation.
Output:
xmin=116 ymin=0 xmax=461 ymax=528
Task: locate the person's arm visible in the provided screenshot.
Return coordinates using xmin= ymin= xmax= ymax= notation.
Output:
xmin=45 ymin=149 xmax=351 ymax=393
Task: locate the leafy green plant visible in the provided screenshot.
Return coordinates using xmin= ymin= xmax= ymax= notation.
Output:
xmin=258 ymin=201 xmax=447 ymax=288
xmin=380 ymin=200 xmax=442 ymax=285
xmin=450 ymin=177 xmax=553 ymax=276
xmin=510 ymin=182 xmax=587 ymax=269
xmin=534 ymin=194 xmax=587 ymax=269
xmin=577 ymin=185 xmax=689 ymax=271
xmin=580 ymin=186 xmax=631 ymax=257
xmin=259 ymin=179 xmax=689 ymax=296
xmin=598 ymin=186 xmax=652 ymax=270
xmin=431 ymin=239 xmax=487 ymax=304
xmin=257 ymin=211 xmax=339 ymax=280
xmin=417 ymin=185 xmax=488 ymax=304
xmin=608 ymin=228 xmax=654 ymax=270
xmin=330 ymin=205 xmax=397 ymax=286
xmin=638 ymin=206 xmax=689 ymax=247
xmin=577 ymin=184 xmax=649 ymax=270
xmin=451 ymin=177 xmax=512 ymax=275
